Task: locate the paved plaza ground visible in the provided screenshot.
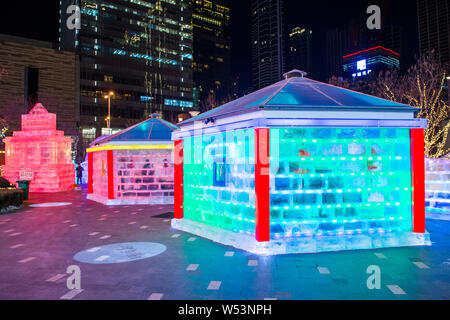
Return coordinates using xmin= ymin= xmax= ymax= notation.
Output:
xmin=0 ymin=189 xmax=449 ymax=300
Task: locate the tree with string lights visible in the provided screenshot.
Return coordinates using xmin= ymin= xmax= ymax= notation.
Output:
xmin=329 ymin=50 xmax=449 ymax=158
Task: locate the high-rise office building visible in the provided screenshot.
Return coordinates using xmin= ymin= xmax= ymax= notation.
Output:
xmin=251 ymin=0 xmax=285 ymax=90
xmin=192 ymin=0 xmax=231 ymax=104
xmin=59 ymin=0 xmax=194 ymax=152
xmin=417 ymin=0 xmax=450 ymax=67
xmin=287 ymin=27 xmax=312 ymax=75
xmin=326 ymin=21 xmax=402 ymax=79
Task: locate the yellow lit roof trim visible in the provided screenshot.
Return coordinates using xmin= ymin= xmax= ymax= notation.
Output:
xmin=87 ymin=145 xmax=174 ymax=152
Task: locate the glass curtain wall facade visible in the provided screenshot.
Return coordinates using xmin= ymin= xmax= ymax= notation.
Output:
xmin=251 ymin=0 xmax=285 ymax=90
xmin=60 ymin=0 xmax=194 ymax=153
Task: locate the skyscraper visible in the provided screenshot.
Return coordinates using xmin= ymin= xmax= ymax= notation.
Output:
xmin=417 ymin=0 xmax=450 ymax=67
xmin=287 ymin=27 xmax=312 ymax=76
xmin=192 ymin=0 xmax=231 ymax=104
xmin=59 ymin=0 xmax=193 ymax=152
xmin=251 ymin=0 xmax=285 ymax=90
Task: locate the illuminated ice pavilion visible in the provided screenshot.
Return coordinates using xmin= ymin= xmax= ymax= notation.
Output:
xmin=2 ymin=103 xmax=74 ymax=192
xmin=86 ymin=115 xmax=177 ymax=205
xmin=171 ymin=70 xmax=431 ymax=255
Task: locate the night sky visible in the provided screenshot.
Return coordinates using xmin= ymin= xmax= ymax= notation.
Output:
xmin=0 ymin=0 xmax=418 ymax=91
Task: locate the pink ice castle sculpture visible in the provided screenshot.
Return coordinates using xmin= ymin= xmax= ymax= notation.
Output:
xmin=2 ymin=103 xmax=75 ymax=192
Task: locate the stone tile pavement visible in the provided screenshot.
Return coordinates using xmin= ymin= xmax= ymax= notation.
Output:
xmin=0 ymin=190 xmax=449 ymax=300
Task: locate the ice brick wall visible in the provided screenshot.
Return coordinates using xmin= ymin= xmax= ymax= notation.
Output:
xmin=6 ymin=141 xmax=72 ymax=166
xmin=269 ymin=127 xmax=413 ymax=238
xmin=114 ymin=149 xmax=174 ymax=204
xmin=183 ymin=129 xmax=256 ymax=233
xmin=425 ymin=157 xmax=450 ymax=213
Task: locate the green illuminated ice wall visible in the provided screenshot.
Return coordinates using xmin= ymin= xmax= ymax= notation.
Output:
xmin=183 ymin=129 xmax=256 ymax=234
xmin=183 ymin=127 xmax=413 ymax=238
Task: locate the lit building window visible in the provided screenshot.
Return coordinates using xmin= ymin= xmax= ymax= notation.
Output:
xmin=102 ymin=128 xmax=121 ymax=136
xmin=204 ymin=0 xmax=212 ymax=9
xmin=140 ymin=96 xmax=153 ymax=102
xmin=82 ymin=128 xmax=96 ymax=140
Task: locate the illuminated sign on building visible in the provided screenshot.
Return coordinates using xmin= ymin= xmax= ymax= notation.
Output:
xmin=357 ymin=59 xmax=367 ymax=71
xmin=2 ymin=103 xmax=74 ymax=192
xmin=343 ymin=46 xmax=400 ymax=79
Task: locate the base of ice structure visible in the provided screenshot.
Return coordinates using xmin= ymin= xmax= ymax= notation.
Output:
xmin=87 ymin=193 xmax=174 ymax=205
xmin=171 ymin=219 xmax=431 ymax=255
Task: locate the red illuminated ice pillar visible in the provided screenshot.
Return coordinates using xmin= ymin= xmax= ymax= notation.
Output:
xmin=174 ymin=139 xmax=184 ymax=219
xmin=410 ymin=128 xmax=425 ymax=233
xmin=255 ymin=128 xmax=270 ymax=242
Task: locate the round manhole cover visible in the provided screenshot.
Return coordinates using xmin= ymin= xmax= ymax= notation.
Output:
xmin=74 ymin=242 xmax=167 ymax=264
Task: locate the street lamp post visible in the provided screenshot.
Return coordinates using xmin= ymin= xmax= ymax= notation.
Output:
xmin=104 ymin=91 xmax=114 ymax=131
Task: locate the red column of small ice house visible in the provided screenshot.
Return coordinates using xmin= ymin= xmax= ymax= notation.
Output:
xmin=410 ymin=128 xmax=425 ymax=233
xmin=88 ymin=152 xmax=93 ymax=194
xmin=174 ymin=139 xmax=184 ymax=219
xmin=107 ymin=150 xmax=115 ymax=200
xmin=255 ymin=128 xmax=270 ymax=242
